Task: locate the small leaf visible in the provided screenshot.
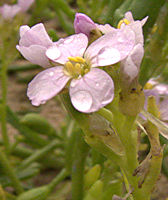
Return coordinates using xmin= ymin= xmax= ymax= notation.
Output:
xmin=141 ymin=110 xmax=168 ymax=139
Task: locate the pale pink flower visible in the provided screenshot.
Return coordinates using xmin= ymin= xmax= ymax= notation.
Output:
xmin=74 ymin=12 xmax=147 ymax=85
xmin=118 ymin=12 xmax=148 ymax=84
xmin=74 ymin=13 xmax=97 ymax=37
xmin=0 ymin=0 xmax=35 ymax=19
xmin=74 ymin=13 xmax=116 ymax=36
xmin=0 ymin=4 xmax=21 ymax=19
xmin=16 ymin=23 xmax=53 ymax=67
xmin=144 ymin=80 xmax=168 ymax=124
xmin=27 ymin=27 xmax=135 ymax=113
xmin=18 ymin=0 xmax=35 ymax=12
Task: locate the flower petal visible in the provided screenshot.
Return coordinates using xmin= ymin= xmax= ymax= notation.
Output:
xmin=74 ymin=13 xmax=97 ymax=37
xmin=160 ymin=98 xmax=168 ymax=122
xmin=96 ymin=24 xmax=116 ymax=34
xmin=27 ymin=66 xmax=70 ymax=106
xmin=46 ymin=33 xmax=88 ymax=64
xmin=19 ymin=25 xmax=30 ymax=37
xmin=141 ymin=16 xmax=148 ymax=26
xmin=120 ymin=44 xmax=144 ymax=82
xmin=16 ymin=45 xmax=51 ymax=67
xmin=18 ymin=0 xmax=35 ymax=12
xmin=70 ymin=68 xmax=114 ymax=113
xmin=0 ymin=4 xmax=21 ymax=19
xmin=19 ymin=23 xmax=52 ymax=47
xmin=125 ymin=21 xmax=144 ymax=44
xmin=124 ymin=11 xmax=148 ymax=26
xmin=124 ymin=12 xmax=134 ymax=23
xmin=154 ymin=84 xmax=168 ymax=96
xmin=85 ymin=26 xmax=135 ymax=67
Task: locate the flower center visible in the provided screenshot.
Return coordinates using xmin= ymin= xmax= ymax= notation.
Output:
xmin=63 ymin=56 xmax=90 ymax=78
xmin=144 ymin=82 xmax=154 ymax=90
xmin=117 ymin=19 xmax=130 ymax=29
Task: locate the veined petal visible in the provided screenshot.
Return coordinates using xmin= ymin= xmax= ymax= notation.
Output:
xmin=124 ymin=11 xmax=148 ymax=26
xmin=46 ymin=33 xmax=88 ymax=64
xmin=96 ymin=24 xmax=116 ymax=34
xmin=16 ymin=45 xmax=51 ymax=67
xmin=19 ymin=25 xmax=30 ymax=37
xmin=120 ymin=44 xmax=144 ymax=82
xmin=70 ymin=68 xmax=114 ymax=113
xmin=124 ymin=11 xmax=134 ymax=23
xmin=85 ymin=26 xmax=135 ymax=67
xmin=27 ymin=66 xmax=70 ymax=106
xmin=19 ymin=23 xmax=52 ymax=47
xmin=124 ymin=21 xmax=144 ymax=44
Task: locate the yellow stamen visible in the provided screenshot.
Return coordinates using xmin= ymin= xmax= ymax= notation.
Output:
xmin=74 ymin=63 xmax=82 ymax=74
xmin=144 ymin=83 xmax=154 ymax=90
xmin=68 ymin=56 xmax=85 ymax=63
xmin=65 ymin=61 xmax=74 ymax=73
xmin=84 ymin=69 xmax=89 ymax=74
xmin=117 ymin=19 xmax=130 ymax=29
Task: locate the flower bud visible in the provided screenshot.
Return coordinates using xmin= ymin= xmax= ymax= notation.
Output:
xmin=119 ymin=84 xmax=145 ymax=116
xmin=74 ymin=13 xmax=102 ymax=43
xmin=84 ymin=164 xmax=101 ymax=190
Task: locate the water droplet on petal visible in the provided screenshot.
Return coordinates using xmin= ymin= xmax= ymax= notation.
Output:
xmin=98 ymin=47 xmax=121 ymax=66
xmin=71 ymin=81 xmax=77 ymax=88
xmin=118 ymin=37 xmax=124 ymax=42
xmin=46 ymin=46 xmax=61 ymax=60
xmin=71 ymin=91 xmax=93 ymax=112
xmin=64 ymin=36 xmax=73 ymax=44
xmin=49 ymin=72 xmax=54 ymax=76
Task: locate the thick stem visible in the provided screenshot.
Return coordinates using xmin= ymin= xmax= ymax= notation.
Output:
xmin=107 ymin=104 xmax=147 ymax=199
xmin=71 ymin=131 xmax=89 ymax=200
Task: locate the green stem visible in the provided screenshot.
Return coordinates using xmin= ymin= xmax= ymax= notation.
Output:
xmin=107 ymin=104 xmax=147 ymax=199
xmin=52 ymin=0 xmax=75 ymax=20
xmin=51 ymin=0 xmax=73 ymax=34
xmin=141 ymin=99 xmax=163 ymax=199
xmin=49 ymin=168 xmax=68 ymax=191
xmin=121 ymin=116 xmax=138 ymax=170
xmin=71 ymin=131 xmax=89 ymax=200
xmin=0 ymin=53 xmax=10 ymax=154
xmin=18 ymin=140 xmax=62 ymax=170
xmin=0 ymin=149 xmax=24 ymax=194
xmin=119 ymin=116 xmax=147 ymax=200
